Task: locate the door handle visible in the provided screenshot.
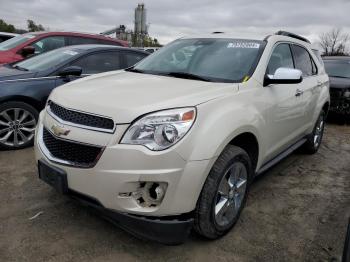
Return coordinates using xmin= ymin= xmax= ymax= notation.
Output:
xmin=295 ymin=89 xmax=304 ymax=97
xmin=317 ymin=81 xmax=323 ymax=87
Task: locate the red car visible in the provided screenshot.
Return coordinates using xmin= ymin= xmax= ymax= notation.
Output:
xmin=0 ymin=31 xmax=128 ymax=64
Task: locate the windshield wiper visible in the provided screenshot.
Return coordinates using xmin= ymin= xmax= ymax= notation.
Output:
xmin=125 ymin=67 xmax=144 ymax=73
xmin=13 ymin=65 xmax=28 ymax=71
xmin=165 ymin=72 xmax=212 ymax=82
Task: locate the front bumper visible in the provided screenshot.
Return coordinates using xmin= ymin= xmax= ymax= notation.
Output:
xmin=68 ymin=188 xmax=194 ymax=245
xmin=34 ymin=113 xmax=214 ymax=216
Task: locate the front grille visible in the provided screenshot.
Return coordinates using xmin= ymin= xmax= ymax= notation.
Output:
xmin=43 ymin=128 xmax=103 ymax=167
xmin=49 ymin=102 xmax=114 ymax=131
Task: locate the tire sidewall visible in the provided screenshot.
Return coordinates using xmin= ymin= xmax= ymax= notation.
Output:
xmin=194 ymin=146 xmax=253 ymax=239
xmin=312 ymin=111 xmax=325 ymax=151
xmin=0 ymin=101 xmax=39 ymax=150
xmin=211 ymin=152 xmax=252 ymax=232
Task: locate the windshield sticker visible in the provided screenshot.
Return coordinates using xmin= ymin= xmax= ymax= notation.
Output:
xmin=63 ymin=50 xmax=79 ymax=56
xmin=227 ymin=42 xmax=260 ymax=49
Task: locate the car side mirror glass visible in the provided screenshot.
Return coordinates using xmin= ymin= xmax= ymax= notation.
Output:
xmin=264 ymin=67 xmax=303 ymax=86
xmin=21 ymin=46 xmax=35 ymax=57
xmin=58 ymin=66 xmax=82 ymax=77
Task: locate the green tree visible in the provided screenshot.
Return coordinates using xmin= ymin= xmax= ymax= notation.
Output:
xmin=27 ymin=19 xmax=45 ymax=32
xmin=0 ymin=19 xmax=16 ymax=33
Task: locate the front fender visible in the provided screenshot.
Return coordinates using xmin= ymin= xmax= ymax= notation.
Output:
xmin=175 ymin=94 xmax=265 ymax=169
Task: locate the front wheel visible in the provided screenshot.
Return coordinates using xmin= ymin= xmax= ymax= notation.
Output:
xmin=302 ymin=110 xmax=325 ymax=154
xmin=194 ymin=145 xmax=252 ymax=239
xmin=0 ymin=102 xmax=38 ymax=150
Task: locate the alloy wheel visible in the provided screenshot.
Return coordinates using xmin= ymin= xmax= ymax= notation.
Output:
xmin=214 ymin=162 xmax=248 ymax=227
xmin=0 ymin=108 xmax=37 ymax=147
xmin=314 ymin=114 xmax=324 ymax=148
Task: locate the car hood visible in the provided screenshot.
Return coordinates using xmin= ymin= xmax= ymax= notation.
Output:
xmin=329 ymin=76 xmax=350 ymax=89
xmin=49 ymin=70 xmax=237 ymax=123
xmin=0 ymin=65 xmax=37 ymax=81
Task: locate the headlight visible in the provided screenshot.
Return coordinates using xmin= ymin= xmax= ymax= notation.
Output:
xmin=121 ymin=107 xmax=196 ymax=151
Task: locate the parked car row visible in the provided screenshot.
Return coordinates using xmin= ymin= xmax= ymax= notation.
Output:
xmin=0 ymin=31 xmax=128 ymax=65
xmin=0 ymin=44 xmax=148 ymax=149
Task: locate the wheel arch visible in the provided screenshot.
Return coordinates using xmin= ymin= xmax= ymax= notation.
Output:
xmin=228 ymin=132 xmax=259 ymax=173
xmin=322 ymin=101 xmax=330 ymax=117
xmin=0 ymin=95 xmax=44 ymax=113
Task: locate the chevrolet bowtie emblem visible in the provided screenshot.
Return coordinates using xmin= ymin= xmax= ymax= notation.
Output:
xmin=51 ymin=124 xmax=70 ymax=137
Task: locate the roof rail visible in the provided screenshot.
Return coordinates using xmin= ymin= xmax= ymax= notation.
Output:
xmin=275 ymin=31 xmax=311 ymax=44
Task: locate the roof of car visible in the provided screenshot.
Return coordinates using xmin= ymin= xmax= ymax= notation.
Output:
xmin=22 ymin=31 xmax=128 ymax=45
xmin=180 ymin=32 xmax=312 ymax=46
xmin=180 ymin=32 xmax=264 ymax=41
xmin=0 ymin=32 xmax=19 ymax=37
xmin=323 ymin=56 xmax=350 ymax=61
xmin=60 ymin=44 xmax=148 ymax=54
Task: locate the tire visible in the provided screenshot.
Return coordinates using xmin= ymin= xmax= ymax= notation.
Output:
xmin=194 ymin=145 xmax=252 ymax=239
xmin=0 ymin=101 xmax=39 ymax=150
xmin=302 ymin=110 xmax=325 ymax=154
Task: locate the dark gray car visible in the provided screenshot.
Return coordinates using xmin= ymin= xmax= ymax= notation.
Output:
xmin=0 ymin=45 xmax=148 ymax=150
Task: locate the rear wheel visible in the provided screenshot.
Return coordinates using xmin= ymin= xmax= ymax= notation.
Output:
xmin=302 ymin=110 xmax=325 ymax=154
xmin=194 ymin=145 xmax=252 ymax=239
xmin=0 ymin=102 xmax=38 ymax=150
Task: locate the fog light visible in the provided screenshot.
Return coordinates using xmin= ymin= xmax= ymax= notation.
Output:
xmin=132 ymin=182 xmax=168 ymax=208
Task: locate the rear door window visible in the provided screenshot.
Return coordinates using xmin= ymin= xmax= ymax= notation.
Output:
xmin=124 ymin=52 xmax=148 ymax=67
xmin=67 ymin=37 xmax=100 ymax=45
xmin=291 ymin=45 xmax=314 ymax=77
xmin=97 ymin=39 xmax=121 ymax=46
xmin=70 ymin=51 xmax=122 ymax=74
xmin=0 ymin=35 xmax=12 ymax=43
xmin=32 ymin=36 xmax=66 ymax=54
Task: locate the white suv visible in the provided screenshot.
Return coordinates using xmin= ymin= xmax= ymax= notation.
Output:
xmin=34 ymin=31 xmax=330 ymax=244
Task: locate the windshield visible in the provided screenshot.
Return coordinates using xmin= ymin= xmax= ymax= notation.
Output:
xmin=13 ymin=48 xmax=81 ymax=71
xmin=0 ymin=34 xmax=36 ymax=51
xmin=324 ymin=60 xmax=350 ymax=78
xmin=133 ymin=38 xmax=265 ymax=83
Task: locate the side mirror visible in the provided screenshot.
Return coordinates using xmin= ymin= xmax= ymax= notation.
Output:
xmin=264 ymin=67 xmax=303 ymax=86
xmin=58 ymin=66 xmax=82 ymax=77
xmin=21 ymin=46 xmax=35 ymax=57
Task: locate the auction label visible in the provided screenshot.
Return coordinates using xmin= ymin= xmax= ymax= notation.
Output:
xmin=227 ymin=42 xmax=260 ymax=49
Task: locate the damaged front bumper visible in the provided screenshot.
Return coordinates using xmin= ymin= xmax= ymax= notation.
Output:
xmin=69 ymin=189 xmax=194 ymax=245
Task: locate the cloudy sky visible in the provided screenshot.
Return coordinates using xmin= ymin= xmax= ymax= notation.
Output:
xmin=1 ymin=0 xmax=350 ymax=45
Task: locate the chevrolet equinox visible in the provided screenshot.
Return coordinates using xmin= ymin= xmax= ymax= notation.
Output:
xmin=34 ymin=31 xmax=330 ymax=244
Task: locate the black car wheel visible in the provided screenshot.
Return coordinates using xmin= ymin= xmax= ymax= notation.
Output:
xmin=0 ymin=102 xmax=38 ymax=150
xmin=302 ymin=110 xmax=325 ymax=154
xmin=194 ymin=145 xmax=252 ymax=239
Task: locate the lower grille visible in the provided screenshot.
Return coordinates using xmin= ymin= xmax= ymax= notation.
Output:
xmin=42 ymin=128 xmax=103 ymax=168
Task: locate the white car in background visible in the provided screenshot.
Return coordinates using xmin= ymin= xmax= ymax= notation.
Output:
xmin=0 ymin=32 xmax=18 ymax=43
xmin=34 ymin=31 xmax=330 ymax=244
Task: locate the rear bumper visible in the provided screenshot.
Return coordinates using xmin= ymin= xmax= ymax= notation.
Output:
xmin=68 ymin=189 xmax=194 ymax=245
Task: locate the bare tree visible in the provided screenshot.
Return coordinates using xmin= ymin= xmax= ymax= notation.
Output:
xmin=319 ymin=28 xmax=349 ymax=56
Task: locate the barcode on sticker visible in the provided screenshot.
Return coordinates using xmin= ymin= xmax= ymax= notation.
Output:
xmin=227 ymin=42 xmax=260 ymax=49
